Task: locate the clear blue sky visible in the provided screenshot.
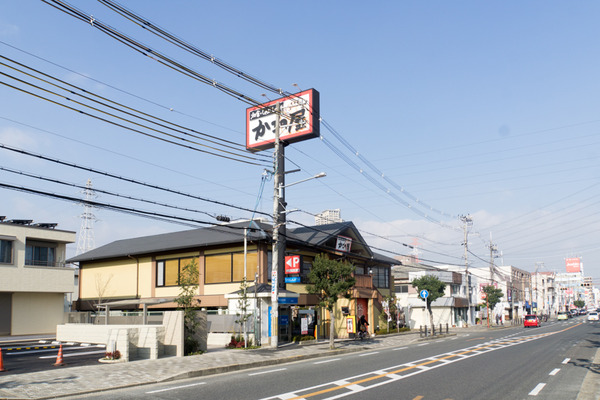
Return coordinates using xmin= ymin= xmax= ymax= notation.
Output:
xmin=1 ymin=1 xmax=599 ymax=285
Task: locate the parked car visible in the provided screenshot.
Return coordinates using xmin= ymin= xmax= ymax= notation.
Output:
xmin=524 ymin=314 xmax=541 ymax=328
xmin=557 ymin=311 xmax=569 ymax=320
xmin=588 ymin=311 xmax=599 ymax=322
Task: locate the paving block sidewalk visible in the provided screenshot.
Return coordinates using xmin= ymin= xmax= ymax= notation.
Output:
xmin=0 ymin=332 xmax=422 ymax=400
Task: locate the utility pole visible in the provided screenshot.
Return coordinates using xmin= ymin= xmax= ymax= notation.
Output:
xmin=488 ymin=233 xmax=498 ymax=285
xmin=460 ymin=214 xmax=473 ymax=325
xmin=271 ymin=102 xmax=284 ymax=348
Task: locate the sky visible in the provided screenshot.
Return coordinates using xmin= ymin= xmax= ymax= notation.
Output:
xmin=1 ymin=1 xmax=600 ymax=285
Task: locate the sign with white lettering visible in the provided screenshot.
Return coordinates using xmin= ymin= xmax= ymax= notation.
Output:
xmin=246 ymin=89 xmax=320 ymax=152
xmin=336 ymin=235 xmax=352 ymax=253
xmin=285 ymin=255 xmax=301 ymax=274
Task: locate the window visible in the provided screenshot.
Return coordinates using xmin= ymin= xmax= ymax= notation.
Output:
xmin=395 ymin=285 xmax=408 ymax=293
xmin=0 ymin=240 xmax=13 ymax=264
xmin=156 ymin=257 xmax=198 ymax=287
xmin=205 ymin=251 xmax=257 ymax=284
xmin=300 ymin=256 xmax=313 ymax=283
xmin=451 ymin=284 xmax=461 ymax=295
xmin=371 ymin=266 xmax=389 ymax=288
xmin=25 ymin=241 xmax=56 ymax=267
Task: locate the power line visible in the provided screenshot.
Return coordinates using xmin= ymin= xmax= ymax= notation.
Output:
xmin=42 ymin=0 xmax=263 ymax=106
xmin=0 ymin=65 xmax=269 ymax=166
xmin=0 ymin=143 xmax=270 ymax=217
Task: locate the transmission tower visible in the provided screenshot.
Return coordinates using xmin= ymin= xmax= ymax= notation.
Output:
xmin=76 ymin=179 xmax=97 ymax=255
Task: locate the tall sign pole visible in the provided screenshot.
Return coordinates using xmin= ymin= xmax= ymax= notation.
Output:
xmin=271 ymin=102 xmax=285 ymax=348
xmin=246 ymin=89 xmax=320 ymax=347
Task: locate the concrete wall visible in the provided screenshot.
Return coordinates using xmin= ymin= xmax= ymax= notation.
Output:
xmin=12 ymin=292 xmax=65 ymax=335
xmin=56 ymin=310 xmax=207 ymax=360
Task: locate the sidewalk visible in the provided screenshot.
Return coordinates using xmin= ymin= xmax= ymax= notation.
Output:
xmin=0 ymin=324 xmax=596 ymax=400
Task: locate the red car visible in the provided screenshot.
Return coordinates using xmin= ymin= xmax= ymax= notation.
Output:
xmin=524 ymin=314 xmax=541 ymax=328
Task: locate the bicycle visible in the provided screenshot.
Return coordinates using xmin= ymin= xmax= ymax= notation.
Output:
xmin=357 ymin=326 xmax=370 ymax=340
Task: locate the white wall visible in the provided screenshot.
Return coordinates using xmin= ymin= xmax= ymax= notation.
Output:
xmin=12 ymin=292 xmax=65 ymax=335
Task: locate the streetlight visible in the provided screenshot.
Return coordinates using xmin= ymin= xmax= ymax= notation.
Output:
xmin=271 ymin=171 xmax=326 ymax=348
xmin=278 ymin=172 xmax=326 ymax=198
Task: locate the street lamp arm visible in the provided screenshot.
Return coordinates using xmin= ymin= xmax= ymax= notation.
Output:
xmin=278 ymin=172 xmax=326 ymax=198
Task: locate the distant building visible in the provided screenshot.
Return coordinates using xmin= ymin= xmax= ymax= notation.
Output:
xmin=0 ymin=218 xmax=76 ymax=335
xmin=315 ymin=209 xmax=342 ymax=225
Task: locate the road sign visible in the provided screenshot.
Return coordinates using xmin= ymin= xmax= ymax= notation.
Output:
xmin=420 ymin=289 xmax=429 ymax=299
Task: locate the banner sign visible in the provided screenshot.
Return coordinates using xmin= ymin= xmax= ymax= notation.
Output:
xmin=278 ymin=297 xmax=298 ymax=304
xmin=566 ymin=257 xmax=581 ymax=273
xmin=346 ymin=316 xmax=356 ymax=333
xmin=301 ymin=317 xmax=308 ymax=335
xmin=336 ymin=235 xmax=352 ymax=253
xmin=285 ymin=277 xmax=301 ymax=283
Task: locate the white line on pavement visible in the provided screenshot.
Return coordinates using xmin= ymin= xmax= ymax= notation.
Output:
xmin=314 ymin=358 xmax=341 ymax=365
xmin=549 ymin=368 xmax=560 ymax=376
xmin=39 ymin=350 xmax=106 ymax=359
xmin=391 ymin=347 xmax=408 ymax=351
xmin=529 ymin=383 xmax=546 ymax=396
xmin=248 ymin=368 xmax=287 ymax=376
xmin=417 ymin=343 xmax=429 ymax=347
xmin=562 ymin=358 xmax=570 ymax=364
xmin=146 ymin=382 xmax=206 ymax=394
xmin=358 ymin=352 xmax=379 ymax=357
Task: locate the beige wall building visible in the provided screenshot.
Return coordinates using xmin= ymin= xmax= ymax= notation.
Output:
xmin=69 ymin=220 xmax=394 ymax=344
xmin=0 ymin=218 xmax=76 ymax=335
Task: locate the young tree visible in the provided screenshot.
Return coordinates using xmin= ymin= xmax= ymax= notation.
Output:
xmin=175 ymin=258 xmax=201 ymax=355
xmin=307 ymin=254 xmax=356 ymax=349
xmin=481 ymin=285 xmax=504 ymax=324
xmin=235 ymin=277 xmax=251 ymax=348
xmin=482 ymin=285 xmax=504 ymax=310
xmin=411 ymin=275 xmax=446 ymax=333
xmin=574 ymin=300 xmax=586 ymax=309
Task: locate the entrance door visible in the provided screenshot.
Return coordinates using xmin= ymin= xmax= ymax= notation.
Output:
xmin=357 ymin=298 xmax=368 ymax=323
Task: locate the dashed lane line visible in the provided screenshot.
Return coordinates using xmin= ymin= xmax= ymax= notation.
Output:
xmin=529 ymin=383 xmax=546 ymax=396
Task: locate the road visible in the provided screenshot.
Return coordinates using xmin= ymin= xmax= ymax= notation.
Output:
xmin=64 ymin=318 xmax=599 ymax=400
xmin=0 ymin=339 xmax=106 ymax=374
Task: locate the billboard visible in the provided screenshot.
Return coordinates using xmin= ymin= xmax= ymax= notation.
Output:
xmin=246 ymin=89 xmax=320 ymax=152
xmin=565 ymin=257 xmax=581 ymax=273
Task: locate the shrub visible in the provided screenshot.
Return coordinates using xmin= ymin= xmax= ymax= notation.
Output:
xmin=104 ymin=350 xmax=121 ymax=360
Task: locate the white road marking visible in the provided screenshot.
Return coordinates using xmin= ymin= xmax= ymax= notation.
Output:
xmin=146 ymin=382 xmax=206 ymax=394
xmin=549 ymin=368 xmax=560 ymax=376
xmin=391 ymin=346 xmax=408 ymax=351
xmin=358 ymin=352 xmax=379 ymax=357
xmin=248 ymin=368 xmax=287 ymax=376
xmin=39 ymin=350 xmax=106 ymax=359
xmin=314 ymin=358 xmax=340 ymax=364
xmin=417 ymin=343 xmax=429 ymax=346
xmin=529 ymin=383 xmax=546 ymax=396
xmin=562 ymin=358 xmax=570 ymax=364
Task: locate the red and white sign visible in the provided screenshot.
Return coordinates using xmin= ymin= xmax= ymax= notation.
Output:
xmin=566 ymin=257 xmax=581 ymax=273
xmin=285 ymin=255 xmax=301 ymax=274
xmin=336 ymin=235 xmax=352 ymax=253
xmin=246 ymin=89 xmax=320 ymax=152
xmin=301 ymin=318 xmax=308 ymax=335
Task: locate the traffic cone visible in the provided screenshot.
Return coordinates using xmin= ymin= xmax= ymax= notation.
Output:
xmin=0 ymin=347 xmax=5 ymax=372
xmin=53 ymin=344 xmax=65 ymax=366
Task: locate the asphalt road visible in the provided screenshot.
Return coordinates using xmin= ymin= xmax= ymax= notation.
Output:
xmin=65 ymin=318 xmax=598 ymax=400
xmin=1 ymin=340 xmax=106 ymax=374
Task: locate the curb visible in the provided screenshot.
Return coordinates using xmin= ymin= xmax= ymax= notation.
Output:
xmin=31 ymin=345 xmax=373 ymax=400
